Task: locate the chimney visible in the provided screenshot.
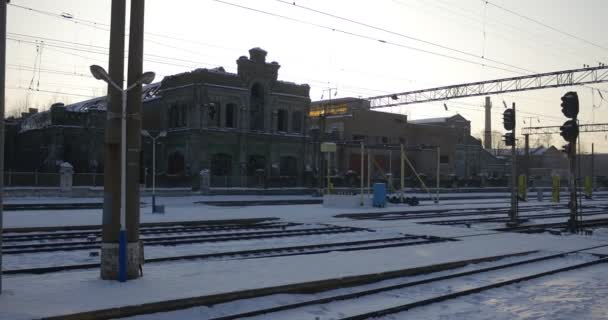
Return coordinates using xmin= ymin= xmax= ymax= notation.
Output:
xmin=484 ymin=96 xmax=492 ymax=149
xmin=249 ymin=47 xmax=267 ymax=63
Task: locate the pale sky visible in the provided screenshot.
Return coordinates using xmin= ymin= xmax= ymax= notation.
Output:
xmin=5 ymin=0 xmax=608 ymax=151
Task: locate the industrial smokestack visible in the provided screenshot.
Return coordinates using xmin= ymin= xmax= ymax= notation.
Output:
xmin=484 ymin=96 xmax=492 ymax=149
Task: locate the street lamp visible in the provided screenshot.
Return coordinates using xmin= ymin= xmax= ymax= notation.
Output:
xmin=142 ymin=130 xmax=166 ymax=213
xmin=90 ymin=64 xmax=155 ymax=282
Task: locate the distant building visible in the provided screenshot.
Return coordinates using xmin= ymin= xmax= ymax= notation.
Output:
xmin=309 ymin=98 xmax=506 ymax=186
xmin=8 ymin=48 xmax=313 ymax=189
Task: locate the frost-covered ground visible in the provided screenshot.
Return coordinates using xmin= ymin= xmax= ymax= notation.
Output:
xmin=122 ymin=253 xmax=600 ymax=320
xmin=2 ymin=193 xmax=608 ymax=319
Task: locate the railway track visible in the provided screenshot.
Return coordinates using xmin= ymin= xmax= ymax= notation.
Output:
xmin=3 ymin=234 xmax=453 ymax=275
xmin=339 ymin=204 xmax=606 ymax=221
xmin=495 ymin=217 xmax=608 ymax=233
xmin=3 ymin=225 xmax=370 ymax=254
xmin=2 ymin=221 xmax=299 ymax=243
xmin=207 ymin=245 xmax=608 ymax=320
xmin=416 ymin=209 xmax=608 ymax=226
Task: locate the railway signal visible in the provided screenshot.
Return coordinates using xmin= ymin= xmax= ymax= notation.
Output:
xmin=559 ymin=91 xmax=579 ymax=233
xmin=502 ymin=108 xmax=515 ymax=131
xmin=560 ymin=91 xmax=579 ymax=119
xmin=560 ymin=120 xmax=579 ymax=143
xmin=503 ymin=132 xmax=515 ymax=146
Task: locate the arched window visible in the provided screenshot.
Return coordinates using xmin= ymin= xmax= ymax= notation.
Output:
xmin=291 ymin=111 xmax=303 ymax=133
xmin=211 ymin=153 xmax=232 ymax=176
xmin=250 ymin=83 xmax=264 ymax=131
xmin=225 ymin=103 xmax=236 ymax=128
xmin=276 ymin=109 xmax=288 ymax=132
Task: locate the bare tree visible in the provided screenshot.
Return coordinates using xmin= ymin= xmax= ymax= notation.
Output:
xmin=478 ymin=130 xmax=506 ymax=154
xmin=7 ymin=98 xmax=29 ymax=118
xmin=531 ymin=134 xmax=553 ymax=148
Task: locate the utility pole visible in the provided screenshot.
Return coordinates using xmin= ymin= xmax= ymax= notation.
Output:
xmin=559 ymin=91 xmax=580 ymax=233
xmin=510 ymin=102 xmax=518 ymax=225
xmin=101 ymin=0 xmax=126 ymax=281
xmin=125 ymin=0 xmax=145 ymax=276
xmin=503 ymin=103 xmax=517 ymax=225
xmin=0 ymin=0 xmax=8 ymax=294
xmin=568 ymin=137 xmax=578 ymax=232
xmin=318 ymin=87 xmax=337 ymax=194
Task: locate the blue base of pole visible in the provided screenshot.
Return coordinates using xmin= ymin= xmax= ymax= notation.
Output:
xmin=152 ymin=194 xmax=156 ymax=212
xmin=118 ymin=230 xmax=127 ymax=282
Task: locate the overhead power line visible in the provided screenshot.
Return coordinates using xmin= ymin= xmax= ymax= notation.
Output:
xmin=7 ymin=86 xmax=96 ymax=98
xmin=484 ymin=0 xmax=608 ymax=53
xmin=212 ymin=0 xmax=524 ymax=75
xmin=275 ymin=0 xmax=532 ymax=74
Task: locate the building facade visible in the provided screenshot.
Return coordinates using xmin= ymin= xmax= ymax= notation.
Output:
xmin=141 ymin=47 xmax=312 ymax=188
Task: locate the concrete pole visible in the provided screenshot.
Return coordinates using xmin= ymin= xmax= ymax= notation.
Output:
xmin=125 ymin=0 xmax=145 ymax=278
xmin=119 ymin=90 xmax=127 ymax=282
xmin=0 ymin=0 xmax=7 ymax=294
xmin=101 ymin=0 xmax=125 ymax=281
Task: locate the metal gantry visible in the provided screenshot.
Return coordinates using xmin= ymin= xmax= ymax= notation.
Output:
xmin=522 ymin=123 xmax=608 ymax=135
xmin=368 ymin=66 xmax=608 ymax=108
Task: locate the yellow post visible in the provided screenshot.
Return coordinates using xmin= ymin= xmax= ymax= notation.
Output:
xmin=585 ymin=176 xmax=593 ymax=199
xmin=552 ymin=175 xmax=560 ymax=203
xmin=518 ymin=174 xmax=527 ymax=201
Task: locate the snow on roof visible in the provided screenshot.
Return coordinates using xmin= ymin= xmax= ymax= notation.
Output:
xmin=65 ymin=82 xmax=162 ymax=113
xmin=408 ymin=117 xmax=449 ymax=124
xmin=19 ymin=112 xmax=51 ymax=133
xmin=409 ymin=114 xmax=470 ymax=125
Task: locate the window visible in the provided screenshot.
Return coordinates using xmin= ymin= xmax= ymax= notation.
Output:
xmin=381 ymin=136 xmax=389 ymax=144
xmin=277 ymin=109 xmax=288 ymax=132
xmin=169 ymin=104 xmax=178 ymax=128
xmin=250 ymin=83 xmax=264 ymax=131
xmin=291 ymin=111 xmax=303 ymax=133
xmin=440 ymin=155 xmax=449 ymax=164
xmin=208 ymin=102 xmax=220 ymax=127
xmin=225 ymin=103 xmax=236 ymax=128
xmin=168 ymin=104 xmax=187 ymax=128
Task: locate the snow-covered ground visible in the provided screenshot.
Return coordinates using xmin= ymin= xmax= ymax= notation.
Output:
xmin=123 ymin=252 xmax=598 ymax=320
xmin=2 ymin=194 xmax=608 ymax=319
